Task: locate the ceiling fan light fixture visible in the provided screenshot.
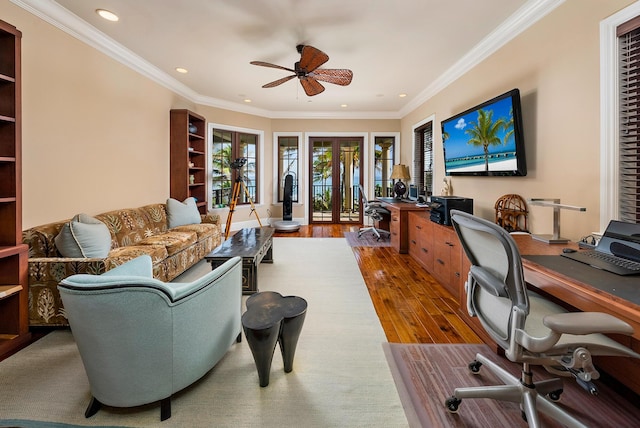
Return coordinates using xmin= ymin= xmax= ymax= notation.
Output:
xmin=96 ymin=9 xmax=119 ymax=22
xmin=251 ymin=45 xmax=352 ymax=97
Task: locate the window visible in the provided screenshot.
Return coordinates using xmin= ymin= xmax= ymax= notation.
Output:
xmin=617 ymin=17 xmax=640 ymax=223
xmin=413 ymin=120 xmax=434 ymax=196
xmin=210 ymin=127 xmax=260 ymax=207
xmin=277 ymin=136 xmax=299 ymax=202
xmin=601 ymin=2 xmax=640 ymax=230
xmin=373 ymin=136 xmax=395 ymax=197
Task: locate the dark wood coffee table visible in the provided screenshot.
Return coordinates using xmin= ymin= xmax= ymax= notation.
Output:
xmin=205 ymin=227 xmax=274 ymax=294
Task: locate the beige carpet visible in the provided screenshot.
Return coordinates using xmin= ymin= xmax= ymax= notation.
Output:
xmin=0 ymin=238 xmax=408 ymax=428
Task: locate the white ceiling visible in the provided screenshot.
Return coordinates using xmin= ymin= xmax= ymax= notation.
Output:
xmin=16 ymin=0 xmax=564 ymax=118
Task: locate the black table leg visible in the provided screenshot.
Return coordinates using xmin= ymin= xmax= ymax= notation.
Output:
xmin=279 ymin=311 xmax=307 ymax=373
xmin=243 ymin=319 xmax=281 ymax=387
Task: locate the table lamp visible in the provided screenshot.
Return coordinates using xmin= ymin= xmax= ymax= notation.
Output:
xmin=390 ymin=164 xmax=411 ymax=199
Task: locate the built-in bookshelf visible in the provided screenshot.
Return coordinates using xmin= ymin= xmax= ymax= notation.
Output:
xmin=170 ymin=109 xmax=207 ymax=214
xmin=0 ymin=19 xmax=31 ymax=359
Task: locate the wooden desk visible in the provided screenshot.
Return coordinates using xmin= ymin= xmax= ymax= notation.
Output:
xmin=377 ymin=198 xmax=429 ymax=253
xmin=513 ymin=235 xmax=640 ymax=395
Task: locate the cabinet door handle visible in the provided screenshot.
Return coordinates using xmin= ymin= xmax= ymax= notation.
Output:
xmin=455 ymin=272 xmax=460 ymax=278
xmin=421 ymin=248 xmax=428 ymax=253
xmin=411 ymin=239 xmax=416 ymax=244
xmin=416 ymin=225 xmax=422 ymax=230
xmin=436 ymin=258 xmax=444 ymax=265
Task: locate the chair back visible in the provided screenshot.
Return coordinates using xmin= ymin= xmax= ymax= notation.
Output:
xmin=450 ymin=210 xmax=530 ymax=351
xmin=358 ymin=184 xmax=370 ymax=206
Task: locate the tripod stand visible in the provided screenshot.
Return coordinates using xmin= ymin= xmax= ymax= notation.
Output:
xmin=224 ymin=160 xmax=262 ymax=239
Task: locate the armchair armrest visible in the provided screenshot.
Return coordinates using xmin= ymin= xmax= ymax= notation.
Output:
xmin=543 ymin=312 xmax=634 ymax=336
xmin=60 ymin=256 xmax=242 ymax=303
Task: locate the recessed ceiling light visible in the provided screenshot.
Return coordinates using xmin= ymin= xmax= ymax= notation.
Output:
xmin=175 ymin=67 xmax=188 ymax=74
xmin=244 ymin=99 xmax=252 ymax=103
xmin=341 ymin=104 xmax=348 ymax=108
xmin=96 ymin=9 xmax=119 ymax=22
xmin=399 ymin=93 xmax=407 ymax=98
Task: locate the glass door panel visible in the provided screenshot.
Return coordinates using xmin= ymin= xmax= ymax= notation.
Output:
xmin=310 ymin=138 xmax=362 ymax=224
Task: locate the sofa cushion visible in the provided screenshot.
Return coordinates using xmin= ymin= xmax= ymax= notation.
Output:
xmin=171 ymin=223 xmax=218 ymax=240
xmin=105 ymin=245 xmax=169 ymax=268
xmin=138 ymin=231 xmax=198 ymax=256
xmin=54 ymin=214 xmax=112 ymax=258
xmin=166 ymin=197 xmax=201 ymax=228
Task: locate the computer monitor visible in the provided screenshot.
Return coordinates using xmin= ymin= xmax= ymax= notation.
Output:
xmin=408 ymin=185 xmax=418 ymax=201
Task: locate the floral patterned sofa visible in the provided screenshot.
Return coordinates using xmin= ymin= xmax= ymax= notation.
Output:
xmin=22 ymin=203 xmax=223 ymax=327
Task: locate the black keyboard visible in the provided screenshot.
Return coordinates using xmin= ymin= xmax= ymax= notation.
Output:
xmin=585 ymin=251 xmax=640 ymax=271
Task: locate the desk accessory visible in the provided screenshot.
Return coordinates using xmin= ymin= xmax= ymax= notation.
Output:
xmin=528 ymin=198 xmax=586 ymax=244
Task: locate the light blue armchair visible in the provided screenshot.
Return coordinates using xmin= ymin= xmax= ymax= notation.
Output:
xmin=58 ymin=255 xmax=242 ymax=421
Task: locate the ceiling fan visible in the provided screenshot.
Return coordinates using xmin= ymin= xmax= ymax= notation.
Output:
xmin=250 ymin=45 xmax=353 ymax=96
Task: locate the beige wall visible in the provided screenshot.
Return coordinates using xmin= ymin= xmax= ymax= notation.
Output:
xmin=1 ymin=1 xmax=193 ymax=229
xmin=4 ymin=0 xmax=636 ymax=240
xmin=402 ymin=0 xmax=636 ymax=240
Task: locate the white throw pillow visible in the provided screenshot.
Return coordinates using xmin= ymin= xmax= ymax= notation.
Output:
xmin=167 ymin=197 xmax=202 ymax=228
xmin=55 ymin=213 xmax=112 ymax=258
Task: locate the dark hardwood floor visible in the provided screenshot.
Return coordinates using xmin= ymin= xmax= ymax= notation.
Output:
xmin=274 ymin=224 xmax=482 ymax=344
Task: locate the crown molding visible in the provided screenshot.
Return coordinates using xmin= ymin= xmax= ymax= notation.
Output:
xmin=399 ymin=0 xmax=565 ymax=117
xmin=13 ymin=0 xmax=564 ymax=120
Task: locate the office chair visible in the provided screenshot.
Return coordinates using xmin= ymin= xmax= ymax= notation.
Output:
xmin=358 ymin=184 xmax=390 ymax=241
xmin=445 ymin=210 xmax=640 ymax=428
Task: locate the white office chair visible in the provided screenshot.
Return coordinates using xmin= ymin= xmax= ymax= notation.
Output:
xmin=358 ymin=184 xmax=390 ymax=241
xmin=445 ymin=210 xmax=640 ymax=428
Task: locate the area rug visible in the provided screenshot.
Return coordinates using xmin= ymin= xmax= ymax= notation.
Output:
xmin=384 ymin=343 xmax=640 ymax=427
xmin=0 ymin=238 xmax=407 ymax=428
xmin=344 ymin=231 xmax=392 ymax=247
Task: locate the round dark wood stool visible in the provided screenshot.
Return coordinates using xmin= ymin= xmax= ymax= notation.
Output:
xmin=242 ymin=291 xmax=307 ymax=387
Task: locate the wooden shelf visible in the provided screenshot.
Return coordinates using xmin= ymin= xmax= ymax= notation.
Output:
xmin=170 ymin=109 xmax=207 ymax=214
xmin=0 ymin=285 xmax=21 ymax=299
xmin=0 ymin=19 xmax=30 ymax=358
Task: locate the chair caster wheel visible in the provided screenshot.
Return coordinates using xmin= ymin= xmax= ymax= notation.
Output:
xmin=547 ymin=389 xmax=563 ymax=402
xmin=445 ymin=396 xmax=461 ymax=413
xmin=468 ymin=360 xmax=482 ymax=374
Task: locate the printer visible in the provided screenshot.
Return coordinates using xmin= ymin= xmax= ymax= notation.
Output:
xmin=429 ymin=196 xmax=473 ymax=226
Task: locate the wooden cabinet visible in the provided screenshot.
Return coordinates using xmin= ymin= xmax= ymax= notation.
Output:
xmin=431 ymin=224 xmax=463 ymax=300
xmin=0 ymin=19 xmax=30 ymax=359
xmin=170 ymin=109 xmax=207 ymax=214
xmin=408 ymin=212 xmax=434 ymax=272
xmin=407 ymin=217 xmax=464 ymax=301
xmin=388 ymin=204 xmax=401 ymax=252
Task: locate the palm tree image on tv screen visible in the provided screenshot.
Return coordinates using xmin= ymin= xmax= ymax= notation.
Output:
xmin=441 ymin=89 xmax=526 ymax=177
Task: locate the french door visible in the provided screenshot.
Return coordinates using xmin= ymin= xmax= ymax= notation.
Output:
xmin=309 ymin=137 xmax=362 ymax=224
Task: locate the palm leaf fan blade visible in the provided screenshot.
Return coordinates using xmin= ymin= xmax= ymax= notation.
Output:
xmin=299 ymin=45 xmax=329 ymax=72
xmin=300 ymin=77 xmax=325 ymax=96
xmin=262 ymin=74 xmax=296 ymax=88
xmin=250 ymin=61 xmax=295 ymax=73
xmin=309 ymin=69 xmax=353 ymax=86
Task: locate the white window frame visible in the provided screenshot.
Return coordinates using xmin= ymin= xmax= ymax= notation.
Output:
xmin=412 ymin=114 xmax=436 ymax=194
xmin=600 ymin=2 xmax=640 ymax=231
xmin=208 ymin=122 xmax=265 ymax=211
xmin=369 ymin=132 xmax=400 ymax=199
xmin=273 ymin=132 xmax=303 ymax=205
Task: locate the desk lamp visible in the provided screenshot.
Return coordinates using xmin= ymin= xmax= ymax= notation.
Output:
xmin=391 ymin=164 xmax=411 ymax=199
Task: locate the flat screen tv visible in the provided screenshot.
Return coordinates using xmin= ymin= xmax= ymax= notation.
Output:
xmin=441 ymin=88 xmax=527 ymax=176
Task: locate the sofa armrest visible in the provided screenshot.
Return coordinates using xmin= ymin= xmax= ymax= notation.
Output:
xmin=28 ymin=257 xmax=110 ymax=326
xmin=201 ymin=213 xmax=220 ymax=225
